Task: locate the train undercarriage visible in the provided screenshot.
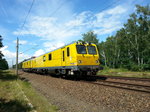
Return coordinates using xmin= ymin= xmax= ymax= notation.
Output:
xmin=22 ymin=65 xmax=102 ymax=77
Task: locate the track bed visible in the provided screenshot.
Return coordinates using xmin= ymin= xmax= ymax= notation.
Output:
xmin=19 ymin=71 xmax=150 ymax=112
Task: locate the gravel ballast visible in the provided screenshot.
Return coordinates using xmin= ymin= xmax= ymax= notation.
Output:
xmin=19 ymin=71 xmax=150 ymax=112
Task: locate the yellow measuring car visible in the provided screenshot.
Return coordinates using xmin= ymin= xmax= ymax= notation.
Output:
xmin=22 ymin=41 xmax=101 ymax=76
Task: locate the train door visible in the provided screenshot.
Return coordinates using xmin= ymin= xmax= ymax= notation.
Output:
xmin=61 ymin=48 xmax=66 ymax=66
xmin=65 ymin=46 xmax=70 ymax=66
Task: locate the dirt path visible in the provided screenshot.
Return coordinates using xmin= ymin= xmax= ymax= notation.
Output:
xmin=19 ymin=71 xmax=150 ymax=112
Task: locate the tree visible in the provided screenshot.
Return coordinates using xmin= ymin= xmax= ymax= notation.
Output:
xmin=0 ymin=35 xmax=4 ymax=59
xmin=82 ymin=31 xmax=99 ymax=45
xmin=98 ymin=5 xmax=150 ymax=71
xmin=123 ymin=5 xmax=150 ymax=70
xmin=0 ymin=35 xmax=9 ymax=70
xmin=0 ymin=59 xmax=9 ymax=70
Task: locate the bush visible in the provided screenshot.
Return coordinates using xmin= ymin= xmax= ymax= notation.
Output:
xmin=130 ymin=65 xmax=141 ymax=71
xmin=140 ymin=64 xmax=150 ymax=71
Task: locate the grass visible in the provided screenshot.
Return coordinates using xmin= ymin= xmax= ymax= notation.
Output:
xmin=98 ymin=67 xmax=150 ymax=78
xmin=0 ymin=70 xmax=58 ymax=112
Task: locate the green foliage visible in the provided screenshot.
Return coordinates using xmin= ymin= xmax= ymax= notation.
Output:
xmin=98 ymin=68 xmax=150 ymax=78
xmin=0 ymin=35 xmax=4 ymax=59
xmin=0 ymin=35 xmax=9 ymax=70
xmin=18 ymin=62 xmax=22 ymax=69
xmin=13 ymin=62 xmax=23 ymax=69
xmin=0 ymin=59 xmax=9 ymax=70
xmin=0 ymin=71 xmax=58 ymax=112
xmin=81 ymin=31 xmax=99 ymax=44
xmin=98 ymin=5 xmax=150 ymax=71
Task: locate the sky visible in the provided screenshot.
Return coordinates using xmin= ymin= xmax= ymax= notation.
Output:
xmin=0 ymin=0 xmax=149 ymax=67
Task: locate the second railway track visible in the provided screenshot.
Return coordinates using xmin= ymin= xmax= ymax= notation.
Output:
xmin=83 ymin=76 xmax=150 ymax=94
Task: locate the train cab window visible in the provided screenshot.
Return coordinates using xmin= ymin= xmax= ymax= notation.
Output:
xmin=49 ymin=54 xmax=52 ymax=60
xmin=87 ymin=46 xmax=97 ymax=54
xmin=67 ymin=47 xmax=70 ymax=57
xmin=43 ymin=56 xmax=46 ymax=62
xmin=76 ymin=45 xmax=87 ymax=54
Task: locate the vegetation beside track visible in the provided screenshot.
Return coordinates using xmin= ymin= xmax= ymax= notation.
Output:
xmin=98 ymin=68 xmax=150 ymax=78
xmin=0 ymin=70 xmax=58 ymax=112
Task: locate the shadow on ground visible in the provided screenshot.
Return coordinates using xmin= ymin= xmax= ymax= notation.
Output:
xmin=19 ymin=77 xmax=29 ymax=82
xmin=0 ymin=71 xmax=18 ymax=81
xmin=60 ymin=75 xmax=108 ymax=81
xmin=0 ymin=98 xmax=33 ymax=112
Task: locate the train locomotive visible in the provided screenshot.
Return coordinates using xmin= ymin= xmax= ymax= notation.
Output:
xmin=22 ymin=41 xmax=101 ymax=76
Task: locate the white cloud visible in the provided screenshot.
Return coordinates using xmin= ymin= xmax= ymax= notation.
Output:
xmin=107 ymin=5 xmax=127 ymax=15
xmin=32 ymin=41 xmax=65 ymax=57
xmin=33 ymin=49 xmax=45 ymax=57
xmin=13 ymin=16 xmax=82 ymax=43
xmin=14 ymin=5 xmax=128 ymax=43
xmin=93 ymin=5 xmax=127 ymax=35
xmin=28 ymin=39 xmax=65 ymax=57
xmin=0 ymin=46 xmax=30 ymax=67
xmin=43 ymin=41 xmax=65 ymax=52
xmin=0 ymin=46 xmax=16 ymax=59
xmin=94 ymin=25 xmax=121 ymax=35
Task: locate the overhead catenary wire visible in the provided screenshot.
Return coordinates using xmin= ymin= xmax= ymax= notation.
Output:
xmin=16 ymin=0 xmax=35 ymax=75
xmin=57 ymin=0 xmax=122 ymax=36
xmin=20 ymin=0 xmax=68 ymax=54
xmin=97 ymin=0 xmax=120 ymax=12
xmin=16 ymin=0 xmax=36 ymax=53
xmin=18 ymin=0 xmax=35 ymax=37
xmin=20 ymin=44 xmax=40 ymax=54
xmin=20 ymin=0 xmax=122 ymax=55
xmin=48 ymin=0 xmax=67 ymax=17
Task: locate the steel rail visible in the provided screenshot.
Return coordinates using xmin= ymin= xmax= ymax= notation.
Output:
xmin=83 ymin=80 xmax=150 ymax=94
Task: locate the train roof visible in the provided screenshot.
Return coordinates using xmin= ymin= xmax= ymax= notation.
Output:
xmin=23 ymin=41 xmax=96 ymax=62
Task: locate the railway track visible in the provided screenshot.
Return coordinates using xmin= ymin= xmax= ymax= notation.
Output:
xmin=83 ymin=76 xmax=150 ymax=94
xmin=96 ymin=75 xmax=150 ymax=82
xmin=20 ymin=70 xmax=150 ymax=94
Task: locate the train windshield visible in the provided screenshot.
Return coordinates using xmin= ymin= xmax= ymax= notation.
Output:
xmin=87 ymin=46 xmax=97 ymax=54
xmin=76 ymin=45 xmax=87 ymax=54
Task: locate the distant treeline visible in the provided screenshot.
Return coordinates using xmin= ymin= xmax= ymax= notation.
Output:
xmin=81 ymin=5 xmax=150 ymax=71
xmin=12 ymin=63 xmax=22 ymax=69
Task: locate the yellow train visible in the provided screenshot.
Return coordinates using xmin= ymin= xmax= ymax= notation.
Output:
xmin=22 ymin=41 xmax=101 ymax=76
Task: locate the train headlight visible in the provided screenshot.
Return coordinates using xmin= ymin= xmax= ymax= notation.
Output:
xmin=78 ymin=60 xmax=82 ymax=64
xmin=96 ymin=60 xmax=99 ymax=63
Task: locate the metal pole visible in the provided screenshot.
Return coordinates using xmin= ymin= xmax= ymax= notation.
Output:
xmin=12 ymin=59 xmax=13 ymax=69
xmin=16 ymin=38 xmax=19 ymax=76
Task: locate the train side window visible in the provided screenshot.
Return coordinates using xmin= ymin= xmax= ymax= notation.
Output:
xmin=67 ymin=47 xmax=70 ymax=57
xmin=43 ymin=56 xmax=46 ymax=62
xmin=49 ymin=54 xmax=52 ymax=60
